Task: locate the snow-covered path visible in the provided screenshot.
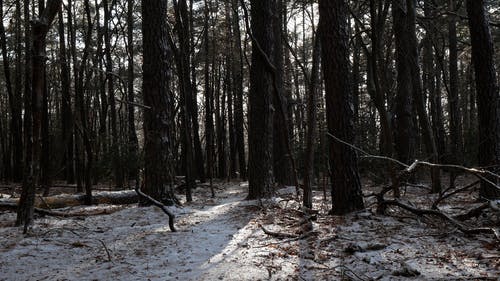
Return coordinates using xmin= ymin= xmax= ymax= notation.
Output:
xmin=1 ymin=181 xmax=499 ymax=280
xmin=0 ymin=183 xmax=271 ymax=281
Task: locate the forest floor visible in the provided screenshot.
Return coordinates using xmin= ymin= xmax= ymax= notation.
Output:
xmin=0 ymin=176 xmax=499 ymax=280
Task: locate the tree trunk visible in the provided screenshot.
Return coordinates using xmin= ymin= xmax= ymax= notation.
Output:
xmin=405 ymin=0 xmax=441 ymax=193
xmin=319 ymin=0 xmax=364 ymax=215
xmin=16 ymin=0 xmax=62 ymax=229
xmin=447 ymin=0 xmax=464 ymax=187
xmin=392 ymin=0 xmax=415 ymax=167
xmin=203 ymin=0 xmax=214 ymax=191
xmin=57 ymin=5 xmax=74 ymax=185
xmin=1 ymin=0 xmax=23 ymax=182
xmin=466 ymin=0 xmax=500 ymax=199
xmin=141 ymin=0 xmax=176 ymax=204
xmin=303 ymin=33 xmax=321 ymax=209
xmin=103 ymin=0 xmax=122 ymax=188
xmin=272 ymin=0 xmax=293 ymax=187
xmin=247 ymin=0 xmax=274 ymax=199
xmin=127 ymin=0 xmax=139 ymax=186
xmin=231 ymin=0 xmax=246 ymax=180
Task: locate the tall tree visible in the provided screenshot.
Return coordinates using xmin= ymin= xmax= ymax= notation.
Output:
xmin=406 ymin=0 xmax=441 ymax=192
xmin=57 ymin=5 xmax=74 ymax=184
xmin=127 ymin=0 xmax=139 ymax=185
xmin=319 ymin=0 xmax=364 ymax=214
xmin=231 ymin=0 xmax=246 ymax=180
xmin=392 ymin=0 xmax=415 ymax=168
xmin=104 ymin=0 xmax=122 ymax=188
xmin=141 ymin=0 xmax=175 ymax=203
xmin=0 ymin=0 xmax=22 ymax=182
xmin=466 ymin=0 xmax=500 ymax=199
xmin=272 ymin=0 xmax=293 ymax=186
xmin=246 ymin=0 xmax=274 ymax=199
xmin=16 ymin=0 xmax=62 ymax=229
xmin=447 ymin=0 xmax=463 ymax=187
xmin=173 ymin=0 xmax=196 ymax=201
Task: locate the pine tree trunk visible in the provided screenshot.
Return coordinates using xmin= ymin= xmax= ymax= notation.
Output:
xmin=319 ymin=0 xmax=364 ymax=215
xmin=466 ymin=0 xmax=500 ymax=199
xmin=247 ymin=0 xmax=274 ymax=199
xmin=141 ymin=0 xmax=176 ymax=204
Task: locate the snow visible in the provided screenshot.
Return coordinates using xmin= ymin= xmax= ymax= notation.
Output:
xmin=1 ymin=180 xmax=499 ymax=280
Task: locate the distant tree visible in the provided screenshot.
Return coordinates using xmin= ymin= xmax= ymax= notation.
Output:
xmin=319 ymin=0 xmax=364 ymax=214
xmin=466 ymin=0 xmax=500 ymax=199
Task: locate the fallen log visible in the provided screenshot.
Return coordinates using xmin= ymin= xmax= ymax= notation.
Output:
xmin=0 ymin=190 xmax=138 ymax=209
xmin=0 ymin=202 xmax=125 ymax=217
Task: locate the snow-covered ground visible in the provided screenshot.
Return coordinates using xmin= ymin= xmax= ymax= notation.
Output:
xmin=1 ymin=180 xmax=499 ymax=280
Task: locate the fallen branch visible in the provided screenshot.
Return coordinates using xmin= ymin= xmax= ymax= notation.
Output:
xmin=97 ymin=239 xmax=112 ymax=262
xmin=259 ymin=224 xmax=298 ymax=239
xmin=454 ymin=202 xmax=489 ymax=221
xmin=432 ymin=180 xmax=480 ymax=208
xmin=135 ymin=186 xmax=176 ymax=232
xmin=381 ymin=199 xmax=500 ymax=240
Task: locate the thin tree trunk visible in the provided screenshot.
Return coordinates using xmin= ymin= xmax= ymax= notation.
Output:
xmin=447 ymin=0 xmax=464 ymax=187
xmin=57 ymin=5 xmax=74 ymax=185
xmin=231 ymin=0 xmax=246 ymax=180
xmin=303 ymin=33 xmax=320 ymax=209
xmin=0 ymin=0 xmax=22 ymax=182
xmin=127 ymin=0 xmax=139 ymax=185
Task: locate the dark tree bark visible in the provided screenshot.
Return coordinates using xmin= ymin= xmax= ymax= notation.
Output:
xmin=319 ymin=0 xmax=364 ymax=215
xmin=303 ymin=33 xmax=321 ymax=209
xmin=272 ymin=0 xmax=293 ymax=186
xmin=16 ymin=0 xmax=62 ymax=230
xmin=173 ymin=0 xmax=195 ymax=201
xmin=141 ymin=0 xmax=176 ymax=203
xmin=466 ymin=0 xmax=500 ymax=199
xmin=75 ymin=0 xmax=94 ymax=205
xmin=405 ymin=0 xmax=441 ymax=193
xmin=225 ymin=1 xmax=236 ymax=179
xmin=57 ymin=6 xmax=74 ymax=184
xmin=392 ymin=0 xmax=415 ymax=167
xmin=231 ymin=0 xmax=246 ymax=180
xmin=247 ymin=0 xmax=274 ymax=199
xmin=0 ymin=0 xmax=23 ymax=182
xmin=447 ymin=0 xmax=463 ymax=187
xmin=126 ymin=0 xmax=139 ymax=185
xmin=203 ymin=0 xmax=214 ymax=191
xmin=103 ymin=0 xmax=122 ymax=188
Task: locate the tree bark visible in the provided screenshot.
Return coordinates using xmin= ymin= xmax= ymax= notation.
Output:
xmin=247 ymin=0 xmax=274 ymax=199
xmin=319 ymin=0 xmax=364 ymax=215
xmin=57 ymin=5 xmax=74 ymax=185
xmin=127 ymin=0 xmax=139 ymax=185
xmin=16 ymin=0 xmax=62 ymax=229
xmin=231 ymin=0 xmax=246 ymax=180
xmin=1 ymin=0 xmax=23 ymax=182
xmin=141 ymin=0 xmax=176 ymax=204
xmin=466 ymin=0 xmax=500 ymax=199
xmin=272 ymin=0 xmax=293 ymax=187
